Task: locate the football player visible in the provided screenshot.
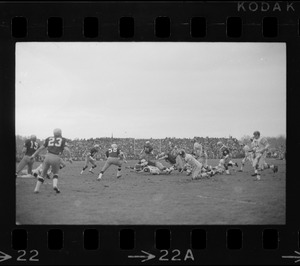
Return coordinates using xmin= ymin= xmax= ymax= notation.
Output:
xmin=97 ymin=144 xmax=126 ymax=180
xmin=30 ymin=128 xmax=72 ymax=193
xmin=16 ymin=135 xmax=40 ymax=178
xmin=80 ymin=144 xmax=100 ymax=174
xmin=179 ymin=149 xmax=208 ymax=180
xmin=140 ymin=141 xmax=154 ymax=161
xmin=238 ymin=143 xmax=254 ymax=172
xmin=156 ymin=142 xmax=184 ymax=172
xmin=250 ymin=131 xmax=278 ymax=180
xmin=217 ymin=141 xmax=238 ymax=175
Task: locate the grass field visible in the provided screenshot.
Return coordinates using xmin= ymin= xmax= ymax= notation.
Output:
xmin=16 ymin=159 xmax=285 ymax=225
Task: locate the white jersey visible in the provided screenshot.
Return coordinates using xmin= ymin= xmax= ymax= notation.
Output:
xmin=184 ymin=154 xmax=202 ymax=168
xmin=243 ymin=145 xmax=251 ymax=157
xmin=252 ymin=137 xmax=269 ymax=154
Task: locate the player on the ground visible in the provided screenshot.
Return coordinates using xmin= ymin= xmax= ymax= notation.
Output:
xmin=97 ymin=144 xmax=127 ymax=181
xmin=217 ymin=141 xmax=238 ymax=175
xmin=156 ymin=142 xmax=184 ymax=172
xmin=250 ymin=131 xmax=278 ymax=180
xmin=179 ymin=149 xmax=209 ymax=180
xmin=16 ymin=135 xmax=40 ymax=178
xmin=80 ymin=144 xmax=100 ymax=174
xmin=30 ymin=128 xmax=72 ymax=194
xmin=140 ymin=141 xmax=154 ymax=161
xmin=139 ymin=141 xmax=172 ymax=174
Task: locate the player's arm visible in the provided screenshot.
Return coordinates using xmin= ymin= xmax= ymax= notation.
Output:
xmin=30 ymin=145 xmax=46 ymax=159
xmin=119 ymin=151 xmax=127 ymax=163
xmin=21 ymin=146 xmax=27 ymax=154
xmin=157 ymin=154 xmax=167 ymax=160
xmin=64 ymin=146 xmax=73 ymax=163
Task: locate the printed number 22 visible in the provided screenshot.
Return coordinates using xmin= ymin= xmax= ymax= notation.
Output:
xmin=17 ymin=250 xmax=39 ymax=262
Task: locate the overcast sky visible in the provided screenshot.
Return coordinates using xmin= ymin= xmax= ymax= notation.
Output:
xmin=16 ymin=42 xmax=286 ymax=140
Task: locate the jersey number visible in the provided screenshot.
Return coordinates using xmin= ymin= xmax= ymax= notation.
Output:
xmin=48 ymin=137 xmax=62 ymax=147
xmin=108 ymin=148 xmax=118 ymax=153
xmin=30 ymin=141 xmax=39 ymax=150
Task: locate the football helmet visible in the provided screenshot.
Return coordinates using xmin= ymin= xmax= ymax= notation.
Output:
xmin=53 ymin=128 xmax=62 ymax=137
xmin=111 ymin=143 xmax=118 ymax=149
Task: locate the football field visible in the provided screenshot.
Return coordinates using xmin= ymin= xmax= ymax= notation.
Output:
xmin=16 ymin=159 xmax=285 ymax=225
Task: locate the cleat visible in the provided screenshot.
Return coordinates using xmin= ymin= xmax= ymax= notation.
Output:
xmin=53 ymin=187 xmax=60 ymax=193
xmin=46 ymin=174 xmax=51 ymax=179
xmin=97 ymin=177 xmax=101 ymax=181
xmin=117 ymin=174 xmax=122 ymax=178
xmin=237 ymin=169 xmax=243 ymax=172
xmin=88 ymin=170 xmax=94 ymax=174
xmin=273 ymin=166 xmax=278 ymax=174
xmin=235 ymin=163 xmax=238 ymax=167
xmin=80 ymin=170 xmax=84 ymax=175
xmin=251 ymin=173 xmax=257 ymax=176
xmin=34 ymin=190 xmax=39 ymax=194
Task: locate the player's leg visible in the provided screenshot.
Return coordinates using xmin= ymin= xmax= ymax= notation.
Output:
xmin=16 ymin=156 xmax=29 ymax=176
xmin=239 ymin=157 xmax=246 ymax=172
xmin=89 ymin=158 xmax=97 ymax=173
xmin=51 ymin=158 xmax=61 ymax=193
xmin=192 ymin=164 xmax=202 ymax=180
xmin=115 ymin=159 xmax=123 ymax=178
xmin=60 ymin=158 xmax=66 ymax=169
xmin=34 ymin=157 xmax=51 ymax=193
xmin=155 ymin=161 xmax=172 ymax=174
xmin=252 ymin=154 xmax=262 ymax=180
xmin=175 ymin=155 xmax=184 ymax=172
xmin=97 ymin=158 xmax=112 ymax=180
xmin=80 ymin=156 xmax=89 ymax=174
xmin=27 ymin=158 xmax=34 ymax=176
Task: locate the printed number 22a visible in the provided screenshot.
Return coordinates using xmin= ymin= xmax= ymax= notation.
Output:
xmin=159 ymin=249 xmax=194 ymax=261
xmin=17 ymin=250 xmax=39 ymax=262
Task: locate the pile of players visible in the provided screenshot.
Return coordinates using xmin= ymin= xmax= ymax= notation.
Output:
xmin=128 ymin=131 xmax=278 ymax=181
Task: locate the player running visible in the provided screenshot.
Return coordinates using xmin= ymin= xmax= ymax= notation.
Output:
xmin=16 ymin=135 xmax=40 ymax=178
xmin=250 ymin=131 xmax=278 ymax=180
xmin=80 ymin=144 xmax=100 ymax=174
xmin=97 ymin=144 xmax=127 ymax=180
xmin=30 ymin=128 xmax=72 ymax=194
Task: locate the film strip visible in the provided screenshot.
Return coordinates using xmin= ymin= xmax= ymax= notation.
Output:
xmin=0 ymin=1 xmax=299 ymax=265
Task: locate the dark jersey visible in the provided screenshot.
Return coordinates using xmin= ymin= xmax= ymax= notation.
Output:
xmin=44 ymin=136 xmax=67 ymax=155
xmin=106 ymin=147 xmax=120 ymax=158
xmin=222 ymin=147 xmax=230 ymax=157
xmin=165 ymin=153 xmax=177 ymax=165
xmin=24 ymin=139 xmax=39 ymax=156
xmin=89 ymin=148 xmax=98 ymax=158
xmin=143 ymin=145 xmax=153 ymax=154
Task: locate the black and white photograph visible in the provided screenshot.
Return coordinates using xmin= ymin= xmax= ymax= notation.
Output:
xmin=15 ymin=42 xmax=286 ymax=225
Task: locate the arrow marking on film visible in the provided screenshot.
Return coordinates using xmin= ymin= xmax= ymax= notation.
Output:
xmin=282 ymin=251 xmax=300 ymax=263
xmin=0 ymin=251 xmax=12 ymax=263
xmin=128 ymin=250 xmax=155 ymax=262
